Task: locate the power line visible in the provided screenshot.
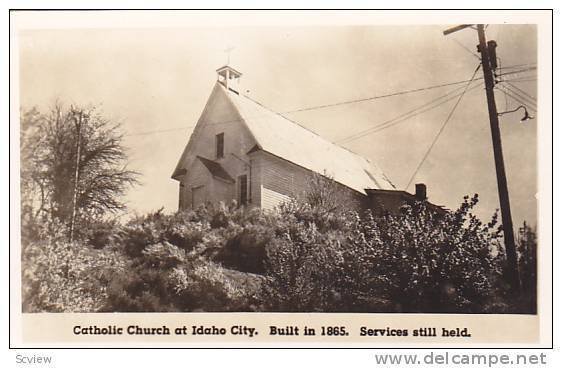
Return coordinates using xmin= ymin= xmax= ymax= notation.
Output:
xmin=124 ymin=126 xmax=195 ymax=137
xmin=123 ymin=81 xmax=482 ymax=139
xmin=262 ymin=64 xmax=528 ymax=117
xmin=283 ymin=77 xmax=487 ymax=114
xmin=503 ymin=78 xmax=537 ymax=83
xmin=339 ymin=85 xmax=483 ymax=143
xmin=499 ymin=63 xmax=536 ymax=70
xmin=503 ymin=81 xmax=536 ymax=101
xmin=496 ymin=66 xmax=537 ymax=77
xmin=496 ymin=86 xmax=537 ymax=113
xmin=405 ymin=64 xmax=481 ymax=191
xmin=497 ymin=83 xmax=537 ymax=109
xmin=121 ymin=66 xmax=533 ymax=138
xmin=336 ymin=85 xmax=469 ymax=143
xmin=451 ymin=38 xmax=481 ymax=60
xmin=496 ymin=87 xmax=537 ymax=113
xmin=336 ymin=82 xmax=483 ymax=144
xmin=501 ymin=87 xmax=537 ymax=109
xmin=368 ymin=83 xmax=483 ymax=136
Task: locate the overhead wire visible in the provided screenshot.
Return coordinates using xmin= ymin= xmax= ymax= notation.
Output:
xmin=501 ymin=87 xmax=537 ymax=110
xmin=336 ymin=82 xmax=483 ymax=144
xmin=451 ymin=38 xmax=481 ymax=60
xmin=502 ymin=78 xmax=537 ymax=83
xmin=125 ymin=126 xmax=195 ymax=137
xmin=123 ymin=79 xmax=483 ymax=139
xmin=282 ymin=77 xmax=486 ymax=114
xmin=121 ymin=65 xmax=533 ymax=139
xmin=503 ymin=81 xmax=536 ymax=101
xmin=336 ymin=85 xmax=467 ymax=143
xmin=495 ymin=85 xmax=537 ymax=113
xmin=497 ymin=83 xmax=537 ymax=109
xmin=498 ymin=63 xmax=536 ymax=70
xmin=369 ymin=83 xmax=485 ymax=136
xmin=496 ymin=67 xmax=537 ymax=78
xmin=404 ymin=64 xmax=481 ymax=191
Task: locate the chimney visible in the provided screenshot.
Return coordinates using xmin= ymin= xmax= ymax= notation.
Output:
xmin=216 ymin=65 xmax=242 ymax=92
xmin=415 ymin=183 xmax=427 ymax=201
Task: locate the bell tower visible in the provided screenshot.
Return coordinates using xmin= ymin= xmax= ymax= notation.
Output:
xmin=216 ymin=65 xmax=242 ymax=92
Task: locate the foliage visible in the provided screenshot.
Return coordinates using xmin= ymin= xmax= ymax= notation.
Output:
xmin=261 ymin=220 xmax=346 ymax=311
xmin=118 ymin=203 xmax=274 ymax=272
xmin=22 ymin=239 xmax=126 ymax=312
xmin=20 ymin=104 xmax=138 ymax=239
xmin=103 ymin=241 xmax=261 ymax=312
xmin=118 ymin=208 xmax=209 ymax=257
xmin=21 ymin=168 xmax=534 ymax=313
xmin=348 ymin=196 xmax=503 ymax=313
xmin=100 ymin=203 xmax=271 ymax=312
xmin=516 ymin=222 xmax=537 ymax=313
xmin=261 ymin=183 xmax=505 ymax=312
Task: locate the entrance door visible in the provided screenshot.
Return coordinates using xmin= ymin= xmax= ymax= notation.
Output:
xmin=238 ymin=175 xmax=248 ymax=206
xmin=191 ymin=185 xmax=205 ymax=208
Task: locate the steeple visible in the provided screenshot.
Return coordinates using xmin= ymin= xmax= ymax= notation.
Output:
xmin=216 ymin=65 xmax=242 ymax=91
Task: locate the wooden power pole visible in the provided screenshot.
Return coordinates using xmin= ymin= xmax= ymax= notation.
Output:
xmin=444 ymin=24 xmax=520 ymax=294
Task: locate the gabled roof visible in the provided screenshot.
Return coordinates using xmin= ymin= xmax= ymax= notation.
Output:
xmin=197 ymin=156 xmax=235 ymax=183
xmin=172 ymin=82 xmax=395 ymax=195
xmin=225 ymin=85 xmax=395 ymax=194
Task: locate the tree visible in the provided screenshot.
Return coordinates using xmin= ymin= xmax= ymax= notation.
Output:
xmin=517 ymin=222 xmax=537 ymax=313
xmin=20 ymin=103 xmax=138 ymax=240
xmin=261 ymin=183 xmax=505 ymax=312
xmin=347 ymin=196 xmax=503 ymax=313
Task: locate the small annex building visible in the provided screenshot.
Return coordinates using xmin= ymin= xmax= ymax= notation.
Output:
xmin=172 ymin=66 xmax=437 ymax=213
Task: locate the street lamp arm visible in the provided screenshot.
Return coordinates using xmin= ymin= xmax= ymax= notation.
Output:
xmin=497 ymin=105 xmax=534 ymax=122
xmin=497 ymin=105 xmax=526 ymax=116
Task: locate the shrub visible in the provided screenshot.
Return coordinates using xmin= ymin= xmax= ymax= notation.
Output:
xmin=261 ymin=194 xmax=504 ymax=313
xmin=22 ymin=239 xmax=126 ymax=312
xmin=515 ymin=222 xmax=537 ymax=314
xmin=118 ymin=209 xmax=211 ymax=257
xmin=84 ymin=218 xmax=121 ymax=249
xmin=103 ymin=240 xmax=261 ymax=312
xmin=352 ymin=196 xmax=503 ymax=313
xmin=171 ymin=259 xmax=261 ymax=311
xmin=261 ymin=222 xmax=346 ymax=311
xmin=22 ymin=175 xmax=529 ymax=314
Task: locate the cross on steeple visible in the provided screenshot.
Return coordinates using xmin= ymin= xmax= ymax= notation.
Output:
xmin=224 ymin=46 xmax=235 ymax=65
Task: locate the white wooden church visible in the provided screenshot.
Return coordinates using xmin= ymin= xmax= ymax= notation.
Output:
xmin=172 ymin=66 xmax=433 ymax=213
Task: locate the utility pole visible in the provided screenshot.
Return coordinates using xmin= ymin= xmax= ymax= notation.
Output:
xmin=444 ymin=24 xmax=520 ymax=294
xmin=69 ymin=108 xmax=83 ymax=243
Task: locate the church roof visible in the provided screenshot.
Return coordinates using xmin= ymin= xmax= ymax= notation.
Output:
xmin=225 ymin=85 xmax=395 ymax=194
xmin=172 ymin=82 xmax=395 ymax=195
xmin=197 ymin=156 xmax=235 ymax=183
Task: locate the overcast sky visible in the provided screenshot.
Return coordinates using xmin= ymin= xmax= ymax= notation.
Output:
xmin=18 ymin=20 xmax=538 ymax=227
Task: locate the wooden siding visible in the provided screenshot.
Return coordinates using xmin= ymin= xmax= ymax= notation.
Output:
xmin=177 ymin=85 xmax=255 ymax=209
xmin=249 ymin=150 xmax=364 ymax=211
xmin=180 ymin=160 xmax=209 ymax=209
xmin=176 ymin=84 xmax=368 ymax=212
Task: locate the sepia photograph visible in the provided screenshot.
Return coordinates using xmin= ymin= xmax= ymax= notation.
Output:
xmin=9 ymin=9 xmax=553 ymax=347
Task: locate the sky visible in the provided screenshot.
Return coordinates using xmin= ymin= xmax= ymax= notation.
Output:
xmin=17 ymin=20 xmax=538 ymax=228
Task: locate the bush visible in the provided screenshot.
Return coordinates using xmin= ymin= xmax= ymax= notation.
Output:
xmin=260 ymin=194 xmax=505 ymax=313
xmin=22 ymin=239 xmax=126 ymax=312
xmin=516 ymin=222 xmax=537 ymax=314
xmin=260 ymin=221 xmax=343 ymax=311
xmin=118 ymin=209 xmax=211 ymax=257
xmin=84 ymin=218 xmax=121 ymax=249
xmin=353 ymin=196 xmax=503 ymax=313
xmin=22 ymin=175 xmax=531 ymax=314
xmin=103 ymin=241 xmax=261 ymax=312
